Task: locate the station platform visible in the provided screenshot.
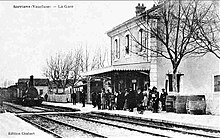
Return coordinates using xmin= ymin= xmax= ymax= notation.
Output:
xmin=0 ymin=112 xmax=54 ymax=138
xmin=42 ymin=101 xmax=220 ymax=131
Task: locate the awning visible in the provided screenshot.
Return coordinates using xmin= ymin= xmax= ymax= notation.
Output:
xmin=81 ymin=62 xmax=150 ymax=76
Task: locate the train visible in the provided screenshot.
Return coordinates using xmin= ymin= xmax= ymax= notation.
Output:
xmin=18 ymin=75 xmax=44 ymax=106
xmin=0 ymin=76 xmax=45 ymax=106
xmin=21 ymin=86 xmax=43 ymax=106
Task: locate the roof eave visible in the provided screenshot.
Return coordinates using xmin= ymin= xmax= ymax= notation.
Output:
xmin=106 ymin=15 xmax=143 ymax=37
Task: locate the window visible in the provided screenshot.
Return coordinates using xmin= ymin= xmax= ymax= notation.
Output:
xmin=114 ymin=39 xmax=120 ymax=59
xmin=115 ymin=39 xmax=118 ymax=58
xmin=125 ymin=34 xmax=130 ymax=54
xmin=139 ymin=29 xmax=143 ymax=52
xmin=214 ymin=75 xmax=220 ymax=92
xmin=146 ymin=29 xmax=148 ymax=53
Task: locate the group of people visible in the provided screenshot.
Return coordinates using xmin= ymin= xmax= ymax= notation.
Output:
xmin=91 ymin=88 xmax=116 ymax=110
xmin=91 ymin=86 xmax=168 ymax=114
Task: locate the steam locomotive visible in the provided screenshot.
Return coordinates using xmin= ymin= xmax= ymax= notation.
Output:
xmin=18 ymin=75 xmax=44 ymax=106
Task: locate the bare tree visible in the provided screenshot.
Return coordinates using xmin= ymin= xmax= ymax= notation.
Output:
xmin=43 ymin=44 xmax=109 ymax=93
xmin=90 ymin=47 xmax=107 ymax=70
xmin=191 ymin=1 xmax=220 ymax=59
xmin=85 ymin=46 xmax=90 ymax=72
xmin=69 ymin=47 xmax=88 ymax=88
xmin=43 ymin=51 xmax=75 ymax=93
xmin=128 ymin=0 xmax=216 ymax=92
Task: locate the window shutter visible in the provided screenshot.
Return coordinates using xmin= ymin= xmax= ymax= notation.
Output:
xmin=168 ymin=74 xmax=173 ymax=92
xmin=177 ymin=74 xmax=181 ymax=92
xmin=143 ymin=31 xmax=146 ymax=51
xmin=118 ymin=39 xmax=120 ymax=58
xmin=214 ymin=75 xmax=220 ymax=92
xmin=122 ymin=37 xmax=125 ymax=56
xmin=114 ymin=39 xmax=117 ymax=59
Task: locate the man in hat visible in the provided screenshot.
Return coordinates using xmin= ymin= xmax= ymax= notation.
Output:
xmin=81 ymin=89 xmax=86 ymax=107
xmin=160 ymin=88 xmax=167 ymax=111
xmin=128 ymin=88 xmax=136 ymax=112
xmin=91 ymin=91 xmax=97 ymax=108
xmin=151 ymin=86 xmax=159 ymax=113
xmin=136 ymin=88 xmax=144 ymax=114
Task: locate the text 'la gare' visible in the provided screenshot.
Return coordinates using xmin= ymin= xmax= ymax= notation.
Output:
xmin=58 ymin=5 xmax=74 ymax=8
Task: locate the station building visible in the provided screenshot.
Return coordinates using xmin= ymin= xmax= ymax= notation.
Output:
xmin=82 ymin=2 xmax=220 ymax=115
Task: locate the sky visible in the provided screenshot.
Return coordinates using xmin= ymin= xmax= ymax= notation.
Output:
xmin=0 ymin=1 xmax=155 ymax=87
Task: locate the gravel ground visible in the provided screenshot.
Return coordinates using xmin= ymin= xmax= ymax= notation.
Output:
xmin=45 ymin=114 xmax=161 ymax=138
xmin=86 ymin=113 xmax=220 ymax=137
xmin=23 ymin=115 xmax=97 ymax=138
xmin=82 ymin=114 xmax=205 ymax=138
xmin=42 ymin=102 xmax=220 ymax=130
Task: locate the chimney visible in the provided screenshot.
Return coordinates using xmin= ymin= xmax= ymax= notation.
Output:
xmin=135 ymin=3 xmax=146 ymax=16
xmin=29 ymin=75 xmax=34 ymax=87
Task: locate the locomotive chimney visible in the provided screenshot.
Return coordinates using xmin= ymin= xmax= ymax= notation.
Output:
xmin=29 ymin=75 xmax=34 ymax=87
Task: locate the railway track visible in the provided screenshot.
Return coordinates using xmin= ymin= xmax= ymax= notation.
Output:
xmin=57 ymin=113 xmax=215 ymax=138
xmin=3 ymin=102 xmax=79 ymax=113
xmin=37 ymin=104 xmax=80 ymax=112
xmin=3 ymin=104 xmax=25 ymax=113
xmin=4 ymin=102 xmax=102 ymax=137
xmin=18 ymin=114 xmax=107 ymax=138
xmin=81 ymin=112 xmax=220 ymax=138
xmin=3 ymin=102 xmax=220 ymax=138
xmin=18 ymin=115 xmax=64 ymax=138
xmin=3 ymin=102 xmax=44 ymax=113
xmin=3 ymin=103 xmax=168 ymax=137
xmin=4 ymin=103 xmax=106 ymax=137
xmin=61 ymin=113 xmax=170 ymax=137
xmin=41 ymin=113 xmax=166 ymax=138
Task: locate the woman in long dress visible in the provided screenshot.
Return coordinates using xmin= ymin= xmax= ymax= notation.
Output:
xmin=101 ymin=88 xmax=107 ymax=109
xmin=143 ymin=87 xmax=149 ymax=110
xmin=123 ymin=89 xmax=129 ymax=111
